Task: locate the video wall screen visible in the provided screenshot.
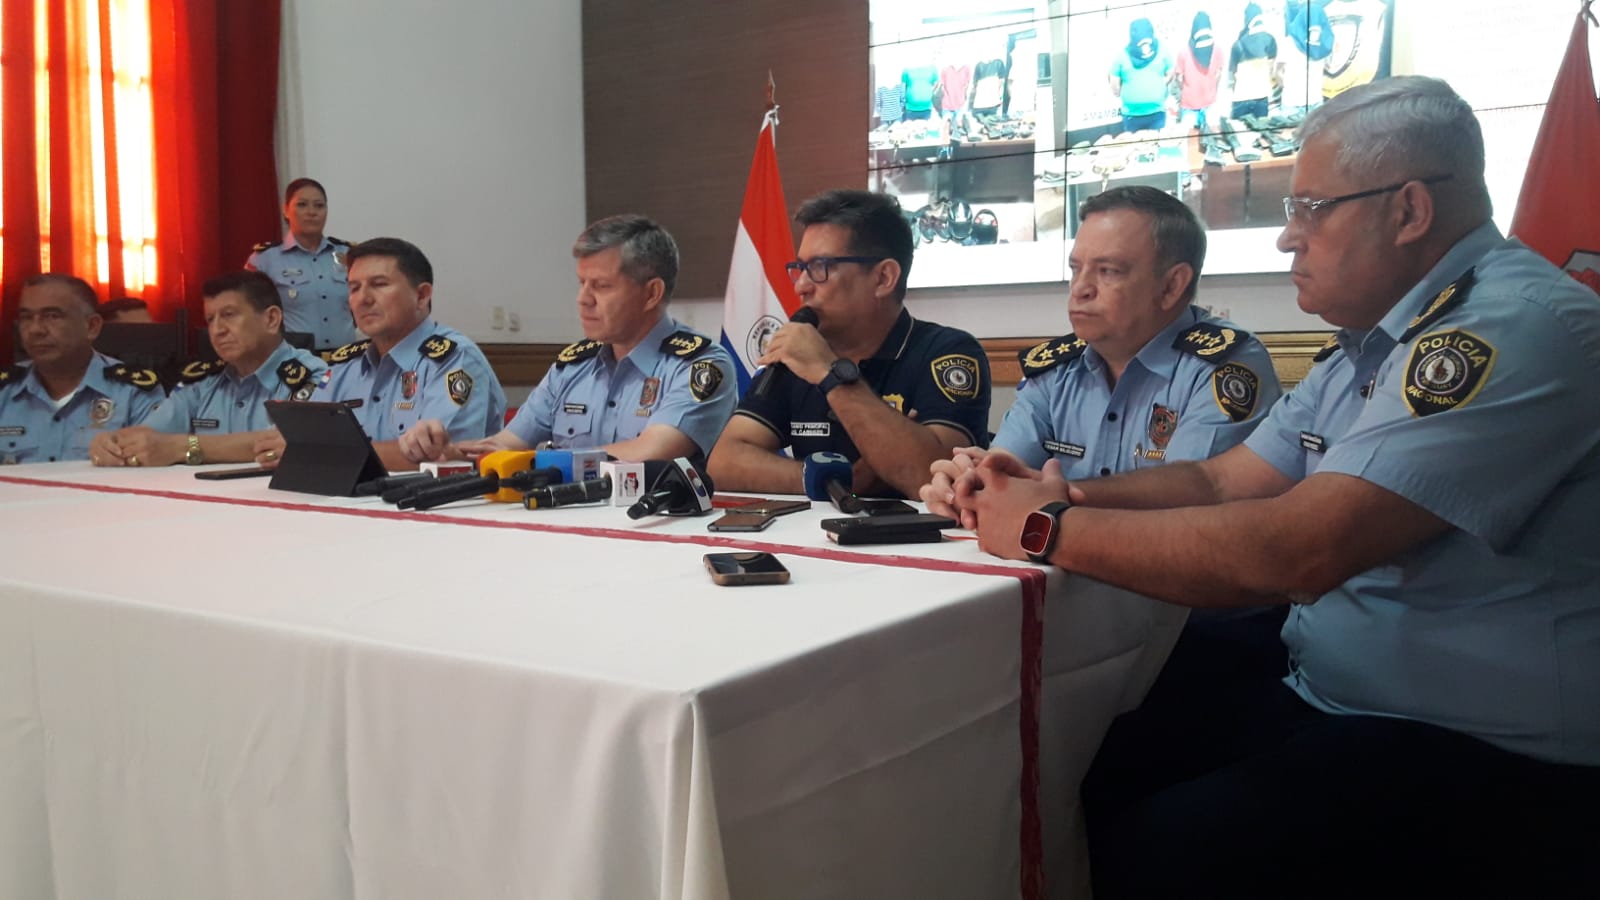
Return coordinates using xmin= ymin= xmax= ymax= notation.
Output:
xmin=868 ymin=0 xmax=1595 ymax=290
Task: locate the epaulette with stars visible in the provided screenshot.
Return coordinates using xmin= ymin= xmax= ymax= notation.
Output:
xmin=324 ymin=339 xmax=371 ymax=365
xmin=278 ymin=358 xmax=317 ymax=400
xmin=1400 ymin=268 xmax=1476 ymax=343
xmin=179 ymin=359 xmax=225 ymax=384
xmin=104 ymin=364 xmax=161 ymax=391
xmin=1312 ymin=335 xmax=1342 ymax=364
xmin=1173 ymin=322 xmax=1250 ymax=364
xmin=421 ymin=334 xmax=458 ymax=361
xmin=252 ymin=239 xmax=277 ymax=253
xmin=0 ymin=364 xmax=25 ymax=390
xmin=554 ymin=339 xmax=603 ymax=369
xmin=1018 ymin=334 xmax=1088 ymax=376
xmin=660 ymin=330 xmax=712 ymax=360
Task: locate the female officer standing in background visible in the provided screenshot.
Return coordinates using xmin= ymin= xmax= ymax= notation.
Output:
xmin=246 ymin=178 xmax=357 ymax=352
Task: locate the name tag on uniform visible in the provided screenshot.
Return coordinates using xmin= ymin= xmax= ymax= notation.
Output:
xmin=792 ymin=422 xmax=831 ymax=437
xmin=0 ymin=426 xmax=24 ymax=437
xmin=562 ymin=402 xmax=587 ymax=414
xmin=1043 ymin=439 xmax=1084 ymax=458
xmin=190 ymin=418 xmax=220 ymax=431
xmin=1300 ymin=431 xmax=1327 ymax=454
xmin=395 ymin=402 xmax=415 ymax=410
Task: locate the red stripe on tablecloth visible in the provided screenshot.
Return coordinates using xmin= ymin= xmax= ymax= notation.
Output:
xmin=0 ymin=472 xmax=1048 ymax=899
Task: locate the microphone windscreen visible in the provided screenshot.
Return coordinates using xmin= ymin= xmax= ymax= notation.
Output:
xmin=802 ymin=451 xmax=853 ymax=501
xmin=790 ymin=305 xmax=820 ymax=326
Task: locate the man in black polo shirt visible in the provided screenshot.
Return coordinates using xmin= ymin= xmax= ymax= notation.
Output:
xmin=707 ymin=189 xmax=990 ymax=498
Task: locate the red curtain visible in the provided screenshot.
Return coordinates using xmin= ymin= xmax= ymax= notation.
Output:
xmin=0 ymin=0 xmax=280 ymax=364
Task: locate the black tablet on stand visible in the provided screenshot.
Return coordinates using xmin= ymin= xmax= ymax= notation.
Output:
xmin=263 ymin=400 xmax=387 ymax=496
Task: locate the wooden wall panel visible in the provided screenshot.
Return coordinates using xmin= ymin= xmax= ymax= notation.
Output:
xmin=582 ymin=0 xmax=868 ymax=299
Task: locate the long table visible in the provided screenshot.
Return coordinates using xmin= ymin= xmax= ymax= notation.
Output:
xmin=0 ymin=463 xmax=1186 ymax=899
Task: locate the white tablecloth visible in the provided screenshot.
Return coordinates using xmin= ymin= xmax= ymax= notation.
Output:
xmin=0 ymin=464 xmax=1185 ymax=899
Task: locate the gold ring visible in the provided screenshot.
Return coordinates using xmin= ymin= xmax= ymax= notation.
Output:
xmin=264 ymin=449 xmax=277 ymax=461
xmin=129 ymin=455 xmax=141 ymax=467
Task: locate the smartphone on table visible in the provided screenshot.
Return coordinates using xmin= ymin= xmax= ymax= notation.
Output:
xmin=707 ymin=512 xmax=777 ymax=532
xmin=194 ymin=466 xmax=273 ymax=481
xmin=703 ymin=552 xmax=791 ymax=585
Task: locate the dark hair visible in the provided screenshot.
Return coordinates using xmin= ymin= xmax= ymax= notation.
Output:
xmin=572 ymin=214 xmax=680 ymax=298
xmin=793 ymin=190 xmax=914 ymax=301
xmin=284 ymin=178 xmax=327 ymax=204
xmin=203 ymin=270 xmax=282 ymax=313
xmin=98 ymin=297 xmax=150 ymax=319
xmin=1078 ymin=186 xmax=1207 ymax=303
xmin=346 ymin=237 xmax=434 ymax=288
xmin=22 ymin=273 xmax=99 ymax=315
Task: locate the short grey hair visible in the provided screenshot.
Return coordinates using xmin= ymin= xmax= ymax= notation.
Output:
xmin=572 ymin=214 xmax=680 ymax=299
xmin=1300 ymin=76 xmax=1492 ymax=217
xmin=22 ymin=273 xmax=99 ymax=315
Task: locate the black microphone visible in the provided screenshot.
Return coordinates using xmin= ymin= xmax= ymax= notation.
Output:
xmin=747 ymin=305 xmax=819 ymax=397
xmin=355 ymin=471 xmax=432 ymax=497
xmin=523 ymin=475 xmax=613 ymax=509
xmin=627 ymin=458 xmax=716 ymax=519
xmin=401 ymin=467 xmax=562 ymax=511
xmin=386 ymin=471 xmax=478 ymax=506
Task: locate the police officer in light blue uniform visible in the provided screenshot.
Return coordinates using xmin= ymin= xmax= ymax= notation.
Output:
xmin=926 ymin=185 xmax=1281 ymax=511
xmin=0 ymin=274 xmax=163 ymax=465
xmin=245 ymin=177 xmax=358 ymax=351
xmin=396 ymin=215 xmax=733 ymax=466
xmin=297 ymin=238 xmax=504 ymax=473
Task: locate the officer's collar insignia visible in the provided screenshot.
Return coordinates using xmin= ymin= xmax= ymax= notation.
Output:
xmin=1019 ymin=334 xmax=1087 ymax=376
xmin=1402 ymin=329 xmax=1496 ymax=417
xmin=1174 ymin=322 xmax=1247 ymax=363
xmin=555 ymin=339 xmax=603 ymax=368
xmin=1400 ymin=268 xmax=1476 ymax=343
xmin=661 ymin=330 xmax=710 ymax=359
xmin=180 ymin=360 xmax=224 ymax=383
xmin=421 ymin=335 xmax=457 ymax=361
xmin=278 ymin=359 xmax=311 ymax=387
xmin=105 ymin=364 xmax=161 ymax=391
xmin=325 ymin=340 xmax=371 ymax=365
xmin=0 ymin=365 xmax=24 ymax=387
xmin=1312 ymin=334 xmax=1342 ymax=363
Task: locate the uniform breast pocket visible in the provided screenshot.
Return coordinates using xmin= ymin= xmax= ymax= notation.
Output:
xmin=0 ymin=428 xmax=38 ymax=464
xmin=552 ymin=406 xmax=595 ymax=445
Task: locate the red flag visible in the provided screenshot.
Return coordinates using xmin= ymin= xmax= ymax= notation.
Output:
xmin=1510 ymin=2 xmax=1600 ymax=296
xmin=719 ymin=110 xmax=802 ymax=392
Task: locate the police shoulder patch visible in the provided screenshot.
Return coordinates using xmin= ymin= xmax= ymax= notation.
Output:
xmin=661 ymin=330 xmax=711 ymax=359
xmin=325 ymin=340 xmax=371 ymax=365
xmin=421 ymin=335 xmax=457 ymax=361
xmin=180 ymin=359 xmax=224 ymax=384
xmin=1211 ymin=362 xmax=1262 ymax=422
xmin=105 ymin=364 xmax=161 ymax=391
xmin=446 ymin=368 xmax=474 ymax=406
xmin=689 ymin=359 xmax=724 ymax=402
xmin=930 ymin=353 xmax=982 ymax=402
xmin=1312 ymin=334 xmax=1342 ymax=363
xmin=1400 ymin=268 xmax=1476 ymax=344
xmin=1018 ymin=333 xmax=1088 ymax=376
xmin=555 ymin=339 xmax=603 ymax=369
xmin=1173 ymin=322 xmax=1249 ymax=363
xmin=1402 ymin=329 xmax=1496 ymax=417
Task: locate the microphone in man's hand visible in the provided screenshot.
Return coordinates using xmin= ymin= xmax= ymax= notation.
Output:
xmin=747 ymin=305 xmax=820 ymax=398
xmin=523 ymin=475 xmax=612 ymax=509
xmin=803 ymin=451 xmax=860 ymax=512
xmin=627 ymin=457 xmax=716 ymax=519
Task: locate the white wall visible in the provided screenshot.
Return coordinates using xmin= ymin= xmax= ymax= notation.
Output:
xmin=275 ymin=0 xmax=587 ymax=346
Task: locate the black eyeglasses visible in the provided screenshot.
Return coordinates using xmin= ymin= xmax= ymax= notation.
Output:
xmin=1282 ymin=174 xmax=1454 ymax=224
xmin=784 ymin=256 xmax=884 ymax=284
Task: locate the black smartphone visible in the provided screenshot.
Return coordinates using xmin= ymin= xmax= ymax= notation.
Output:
xmin=704 ymin=551 xmax=791 ymax=585
xmin=707 ymin=511 xmax=777 ymax=532
xmin=820 ymin=513 xmax=956 ymax=545
xmin=857 ymin=498 xmax=916 ymax=516
xmin=194 ymin=466 xmax=274 ymax=481
xmin=731 ymin=499 xmax=812 ymax=517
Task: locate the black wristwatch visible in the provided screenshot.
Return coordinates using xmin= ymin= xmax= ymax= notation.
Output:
xmin=818 ymin=357 xmax=861 ymax=396
xmin=1020 ymin=500 xmax=1072 ymax=563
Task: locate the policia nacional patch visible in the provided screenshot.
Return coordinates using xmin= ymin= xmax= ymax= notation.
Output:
xmin=1212 ymin=363 xmax=1261 ymax=422
xmin=447 ymin=369 xmax=474 ymax=406
xmin=1402 ymin=329 xmax=1495 ymax=417
xmin=930 ymin=354 xmax=981 ymax=402
xmin=689 ymin=359 xmax=723 ymax=402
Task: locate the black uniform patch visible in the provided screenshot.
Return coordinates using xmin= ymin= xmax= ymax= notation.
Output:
xmin=421 ymin=335 xmax=457 ymax=361
xmin=105 ymin=364 xmax=161 ymax=391
xmin=562 ymin=402 xmax=587 ymax=414
xmin=1043 ymin=439 xmax=1085 ymax=458
xmin=930 ymin=354 xmax=981 ymax=402
xmin=180 ymin=359 xmax=224 ymax=384
xmin=1211 ymin=363 xmax=1261 ymax=422
xmin=1300 ymin=431 xmax=1327 ymax=453
xmin=191 ymin=418 xmax=221 ymax=431
xmin=1018 ymin=334 xmax=1088 ymax=376
xmin=555 ymin=339 xmax=602 ymax=369
xmin=326 ymin=340 xmax=371 ymax=364
xmin=0 ymin=365 xmax=22 ymax=388
xmin=1402 ymin=329 xmax=1496 ymax=417
xmin=661 ymin=330 xmax=711 ymax=359
xmin=1400 ymin=269 xmax=1476 ymax=343
xmin=278 ymin=359 xmax=316 ymax=401
xmin=1312 ymin=334 xmax=1342 ymax=363
xmin=252 ymin=239 xmax=276 ymax=253
xmin=1173 ymin=322 xmax=1247 ymax=363
xmin=447 ymin=368 xmax=474 ymax=406
xmin=690 ymin=359 xmax=724 ymax=402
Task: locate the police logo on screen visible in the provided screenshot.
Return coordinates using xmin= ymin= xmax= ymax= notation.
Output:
xmin=1402 ymin=329 xmax=1495 ymax=417
xmin=930 ymin=354 xmax=981 ymax=402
